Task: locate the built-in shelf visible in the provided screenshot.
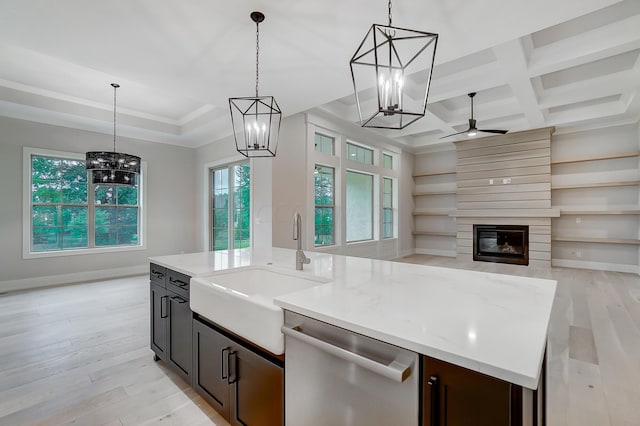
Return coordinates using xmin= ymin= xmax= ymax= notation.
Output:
xmin=412 ymin=231 xmax=457 ymax=237
xmin=451 ymin=208 xmax=560 ymax=218
xmin=412 ymin=169 xmax=457 ymax=178
xmin=552 ymin=180 xmax=640 ymax=190
xmin=557 ymin=206 xmax=640 ymax=215
xmin=412 ymin=190 xmax=457 ymax=196
xmin=551 ymin=152 xmax=639 ymax=165
xmin=552 ymin=236 xmax=640 ymax=245
xmin=412 ymin=209 xmax=454 ymax=216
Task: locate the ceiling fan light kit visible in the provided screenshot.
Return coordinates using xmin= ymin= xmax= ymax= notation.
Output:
xmin=85 ymin=83 xmax=141 ymax=186
xmin=229 ymin=11 xmax=282 ymax=158
xmin=440 ymin=92 xmax=509 ymax=139
xmin=350 ymin=0 xmax=438 ymax=130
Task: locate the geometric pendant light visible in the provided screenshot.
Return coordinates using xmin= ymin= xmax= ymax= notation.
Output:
xmin=350 ymin=0 xmax=438 ymax=129
xmin=229 ymin=11 xmax=282 ymax=158
xmin=86 ymin=83 xmax=141 ymax=186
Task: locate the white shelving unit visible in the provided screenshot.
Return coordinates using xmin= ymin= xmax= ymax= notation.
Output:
xmin=550 ymin=137 xmax=640 ymax=272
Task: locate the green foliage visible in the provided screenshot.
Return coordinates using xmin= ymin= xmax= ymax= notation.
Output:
xmin=314 ymin=165 xmax=334 ymax=246
xmin=31 ymin=155 xmax=138 ymax=251
xmin=212 ymin=163 xmax=250 ymax=251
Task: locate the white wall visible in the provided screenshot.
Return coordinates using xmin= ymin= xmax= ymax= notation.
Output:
xmin=0 ymin=116 xmax=198 ymax=291
xmin=272 ymin=114 xmax=307 ymax=249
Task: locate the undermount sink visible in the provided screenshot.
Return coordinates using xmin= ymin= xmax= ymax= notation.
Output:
xmin=190 ymin=266 xmax=330 ymax=355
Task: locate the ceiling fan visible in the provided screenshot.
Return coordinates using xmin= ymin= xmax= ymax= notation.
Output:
xmin=440 ymin=92 xmax=508 ymax=139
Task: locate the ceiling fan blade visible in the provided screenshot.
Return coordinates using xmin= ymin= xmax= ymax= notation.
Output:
xmin=440 ymin=129 xmax=470 ymax=139
xmin=478 ymin=129 xmax=508 ymax=134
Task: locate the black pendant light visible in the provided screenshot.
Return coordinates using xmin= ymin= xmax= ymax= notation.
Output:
xmin=350 ymin=0 xmax=438 ymax=129
xmin=229 ymin=11 xmax=282 ymax=158
xmin=86 ymin=83 xmax=141 ymax=186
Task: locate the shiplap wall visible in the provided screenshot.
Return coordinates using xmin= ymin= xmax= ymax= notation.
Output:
xmin=454 ymin=128 xmax=555 ymax=267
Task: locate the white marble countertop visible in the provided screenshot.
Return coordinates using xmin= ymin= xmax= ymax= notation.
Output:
xmin=150 ymin=247 xmax=556 ymax=389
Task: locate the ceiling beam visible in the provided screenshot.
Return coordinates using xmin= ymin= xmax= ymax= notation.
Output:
xmin=492 ymin=38 xmax=546 ymax=129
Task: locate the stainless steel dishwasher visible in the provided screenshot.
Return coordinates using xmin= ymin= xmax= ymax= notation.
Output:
xmin=282 ymin=311 xmax=419 ymax=426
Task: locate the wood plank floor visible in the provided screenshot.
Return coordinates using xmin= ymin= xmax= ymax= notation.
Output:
xmin=0 ymin=276 xmax=229 ymax=426
xmin=1 ymin=258 xmax=639 ymax=425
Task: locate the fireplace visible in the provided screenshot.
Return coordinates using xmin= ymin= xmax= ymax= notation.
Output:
xmin=473 ymin=225 xmax=529 ymax=266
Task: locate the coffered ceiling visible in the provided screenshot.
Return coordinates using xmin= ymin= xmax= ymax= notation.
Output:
xmin=0 ymin=0 xmax=638 ymax=151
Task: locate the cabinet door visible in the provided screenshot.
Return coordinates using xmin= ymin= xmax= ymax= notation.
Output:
xmin=423 ymin=356 xmax=516 ymax=426
xmin=193 ymin=319 xmax=231 ymax=419
xmin=150 ymin=281 xmax=168 ymax=359
xmin=229 ymin=343 xmax=284 ymax=426
xmin=167 ymin=292 xmax=192 ymax=382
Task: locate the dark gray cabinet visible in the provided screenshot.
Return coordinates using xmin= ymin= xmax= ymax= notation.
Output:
xmin=150 ymin=263 xmax=192 ymax=384
xmin=422 ymin=355 xmax=541 ymax=426
xmin=150 ymin=280 xmax=168 ymax=360
xmin=193 ymin=316 xmax=284 ymax=426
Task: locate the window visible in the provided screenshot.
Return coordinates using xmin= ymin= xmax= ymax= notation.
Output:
xmin=94 ymin=185 xmax=139 ymax=246
xmin=309 ymin=123 xmax=400 ymax=250
xmin=314 ymin=133 xmax=335 ymax=155
xmin=346 ymin=171 xmax=373 ymax=242
xmin=346 ymin=142 xmax=373 ymax=165
xmin=383 ymin=153 xmax=393 ymax=170
xmin=211 ymin=162 xmax=250 ymax=251
xmin=314 ymin=165 xmax=334 ymax=246
xmin=382 ymin=177 xmax=393 ymax=239
xmin=27 ymin=149 xmax=142 ymax=255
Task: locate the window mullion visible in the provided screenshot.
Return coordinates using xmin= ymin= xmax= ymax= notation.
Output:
xmin=88 ymin=179 xmax=95 ymax=248
xmin=228 ymin=165 xmax=234 ymax=250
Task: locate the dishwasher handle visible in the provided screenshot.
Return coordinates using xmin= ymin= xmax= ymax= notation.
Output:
xmin=282 ymin=324 xmax=412 ymax=383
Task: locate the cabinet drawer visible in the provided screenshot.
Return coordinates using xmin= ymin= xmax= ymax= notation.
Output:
xmin=150 ymin=263 xmax=166 ymax=286
xmin=167 ymin=269 xmax=190 ymax=300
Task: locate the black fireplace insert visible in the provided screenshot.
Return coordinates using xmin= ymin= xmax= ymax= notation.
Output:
xmin=473 ymin=224 xmax=529 ymax=266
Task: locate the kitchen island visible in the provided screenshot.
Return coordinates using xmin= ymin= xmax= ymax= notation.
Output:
xmin=149 ymin=247 xmax=556 ymax=425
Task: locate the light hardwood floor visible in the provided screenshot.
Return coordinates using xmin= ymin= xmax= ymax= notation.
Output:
xmin=0 ymin=276 xmax=229 ymax=426
xmin=1 ymin=258 xmax=639 ymax=425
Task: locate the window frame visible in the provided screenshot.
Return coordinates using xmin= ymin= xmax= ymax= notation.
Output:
xmin=345 ymin=169 xmax=374 ymax=243
xmin=209 ymin=160 xmax=251 ymax=252
xmin=307 ymin=122 xmax=400 ymax=251
xmin=346 ymin=141 xmax=374 ymax=165
xmin=23 ymin=147 xmax=146 ymax=259
xmin=314 ymin=164 xmax=335 ymax=247
xmin=382 ymin=176 xmax=394 ymax=239
xmin=383 ymin=153 xmax=394 ymax=170
xmin=314 ymin=132 xmax=335 ymax=155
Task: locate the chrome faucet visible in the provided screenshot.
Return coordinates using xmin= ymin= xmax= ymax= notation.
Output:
xmin=293 ymin=212 xmax=310 ymax=270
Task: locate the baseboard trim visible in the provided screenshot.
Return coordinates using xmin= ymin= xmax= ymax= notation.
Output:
xmin=0 ymin=265 xmax=148 ymax=293
xmin=415 ymin=248 xmax=457 ymax=257
xmin=551 ymin=259 xmax=639 ymax=275
xmin=398 ymin=248 xmax=416 ymax=258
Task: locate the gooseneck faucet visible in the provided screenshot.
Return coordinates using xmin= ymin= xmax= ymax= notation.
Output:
xmin=293 ymin=212 xmax=311 ymax=270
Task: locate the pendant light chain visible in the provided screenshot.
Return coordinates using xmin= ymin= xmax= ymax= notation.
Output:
xmin=388 ymin=0 xmax=392 ymax=26
xmin=255 ymin=19 xmax=260 ymax=98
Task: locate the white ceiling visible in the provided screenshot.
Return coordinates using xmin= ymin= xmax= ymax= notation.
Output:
xmin=0 ymin=0 xmax=638 ymax=151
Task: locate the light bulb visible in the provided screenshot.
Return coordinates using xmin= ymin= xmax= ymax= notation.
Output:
xmin=468 ymin=130 xmax=477 ymax=137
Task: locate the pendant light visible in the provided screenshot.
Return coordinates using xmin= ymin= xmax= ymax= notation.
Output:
xmin=350 ymin=0 xmax=438 ymax=129
xmin=229 ymin=11 xmax=282 ymax=158
xmin=86 ymin=83 xmax=141 ymax=186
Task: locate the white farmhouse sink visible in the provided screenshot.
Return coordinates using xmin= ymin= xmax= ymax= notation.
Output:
xmin=190 ymin=266 xmax=329 ymax=355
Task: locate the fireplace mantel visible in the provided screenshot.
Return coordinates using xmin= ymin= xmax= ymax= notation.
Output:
xmin=450 ymin=208 xmax=560 ymax=218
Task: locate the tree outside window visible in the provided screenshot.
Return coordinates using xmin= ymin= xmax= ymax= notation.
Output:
xmin=314 ymin=165 xmax=334 ymax=246
xmin=30 ymin=154 xmax=140 ymax=253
